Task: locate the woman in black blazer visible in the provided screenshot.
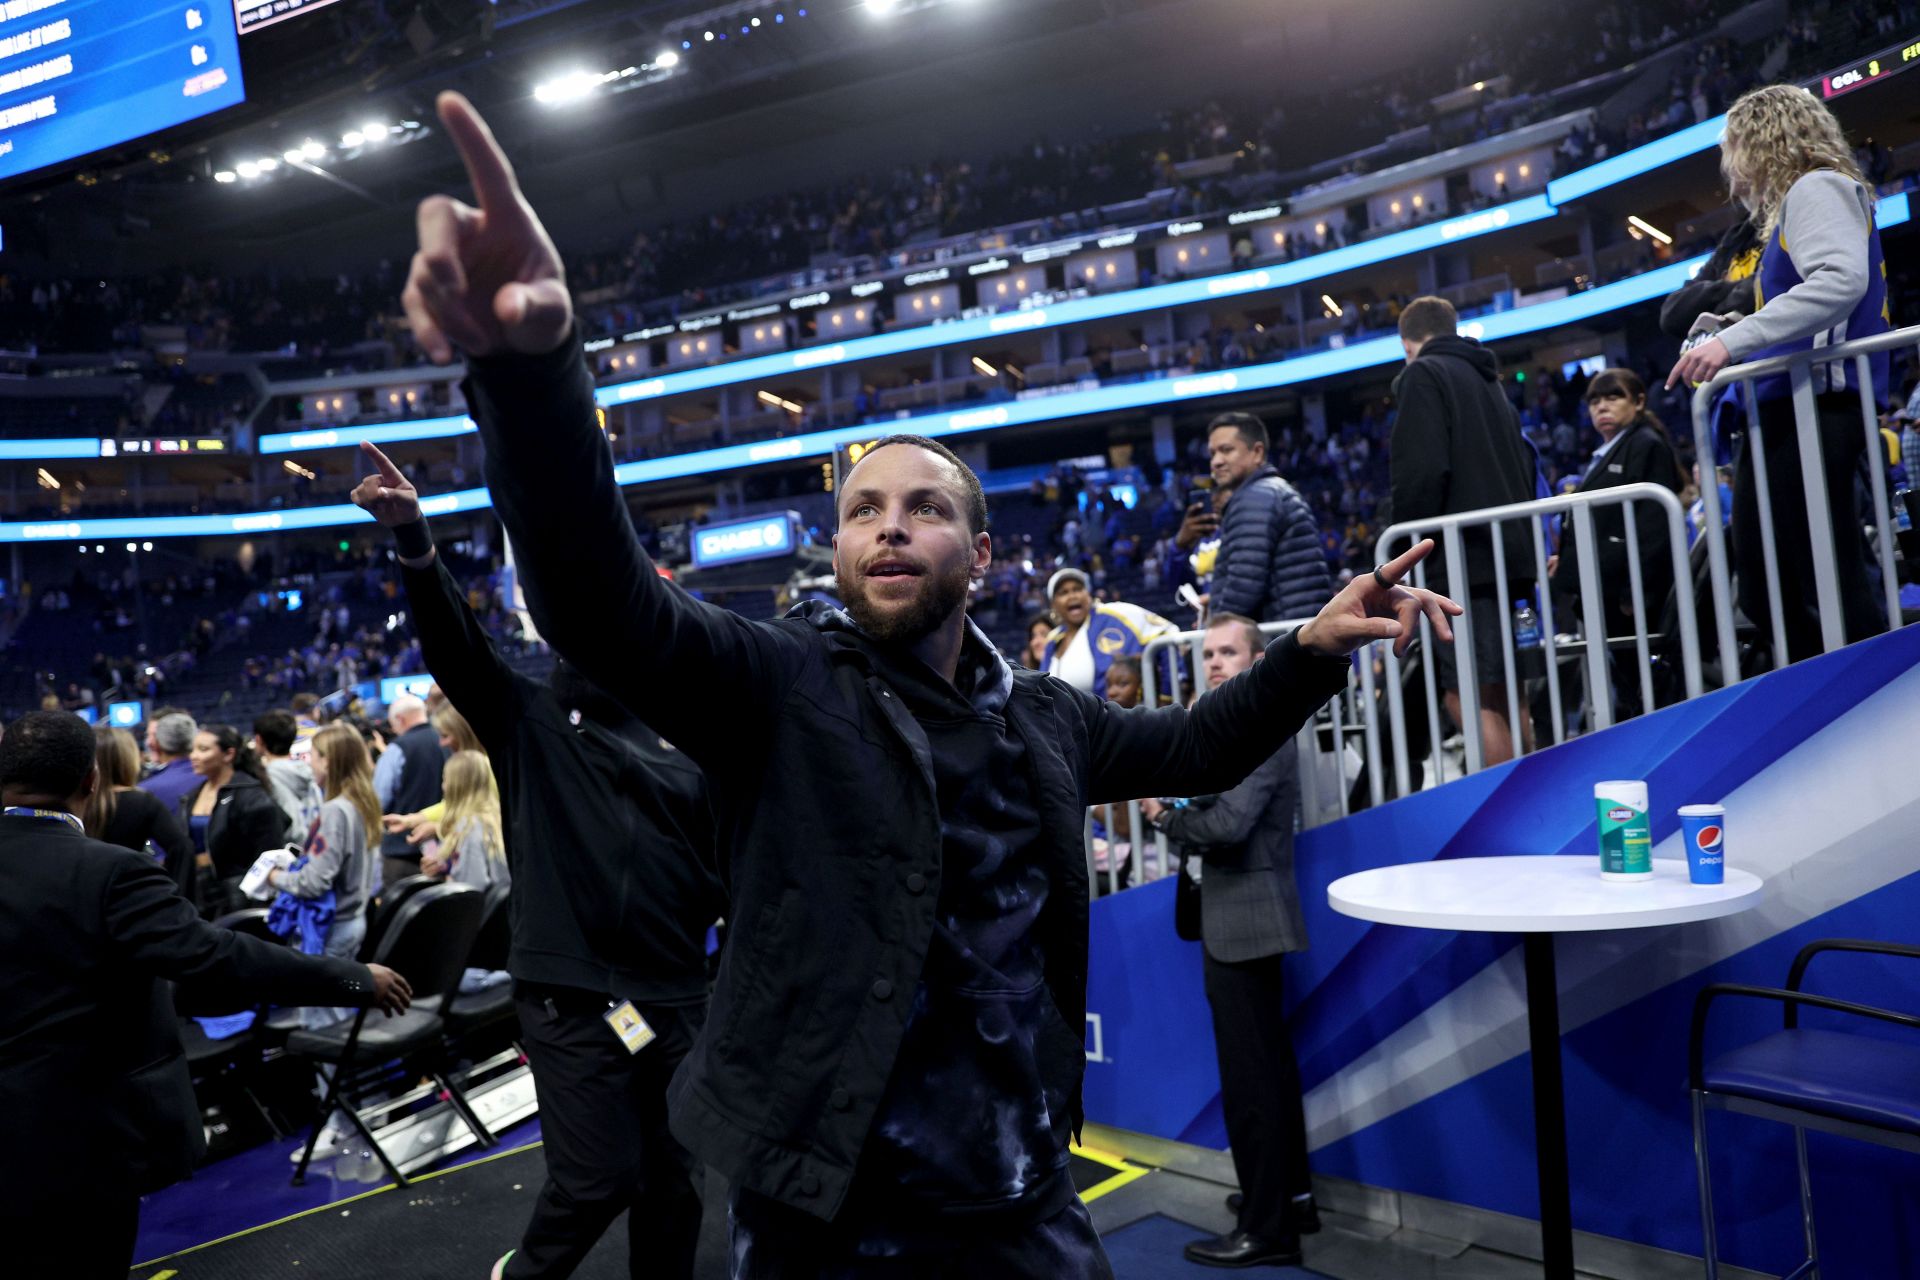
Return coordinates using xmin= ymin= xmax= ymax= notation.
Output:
xmin=179 ymin=723 xmax=293 ymax=913
xmin=85 ymin=727 xmax=194 ymax=896
xmin=1550 ymin=367 xmax=1687 ymax=716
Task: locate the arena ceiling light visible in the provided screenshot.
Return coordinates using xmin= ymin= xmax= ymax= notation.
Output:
xmin=535 ymin=69 xmax=614 ymax=105
xmin=214 ymin=169 xmax=237 ymax=182
xmin=1321 ymin=294 xmax=1344 ymax=318
xmin=1626 ymin=214 xmax=1673 ymax=245
xmin=866 ymin=0 xmax=898 ymax=13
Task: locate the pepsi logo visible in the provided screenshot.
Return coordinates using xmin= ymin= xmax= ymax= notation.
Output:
xmin=1694 ymin=824 xmax=1723 ymax=850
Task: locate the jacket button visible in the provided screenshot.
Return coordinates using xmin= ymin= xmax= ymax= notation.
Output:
xmin=871 ymin=979 xmax=893 ymax=1001
xmin=800 ymin=1173 xmax=821 ymax=1196
xmin=905 ymin=873 xmax=927 ymax=894
xmin=830 ymin=1088 xmax=852 ymax=1111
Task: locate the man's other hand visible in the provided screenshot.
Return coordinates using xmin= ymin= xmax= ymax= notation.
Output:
xmin=1297 ymin=538 xmax=1463 ymax=659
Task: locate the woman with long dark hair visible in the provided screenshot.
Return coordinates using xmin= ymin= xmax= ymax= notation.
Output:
xmin=86 ymin=726 xmax=194 ymax=894
xmin=180 ymin=723 xmax=293 ymax=913
xmin=1551 ymin=367 xmax=1687 ymax=717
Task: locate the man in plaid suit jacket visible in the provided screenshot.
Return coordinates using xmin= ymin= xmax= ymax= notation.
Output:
xmin=1142 ymin=612 xmax=1317 ymax=1270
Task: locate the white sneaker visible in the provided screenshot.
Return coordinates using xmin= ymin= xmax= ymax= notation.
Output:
xmin=291 ymin=1125 xmax=355 ymax=1163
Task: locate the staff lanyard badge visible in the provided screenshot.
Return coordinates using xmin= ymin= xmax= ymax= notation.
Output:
xmin=603 ymin=1000 xmax=656 ymax=1055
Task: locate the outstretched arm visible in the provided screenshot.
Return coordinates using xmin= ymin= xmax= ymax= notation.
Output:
xmin=1086 ymin=538 xmax=1460 ymax=803
xmin=399 ymin=93 xmax=805 ymax=764
xmin=352 ymin=442 xmax=520 ymax=749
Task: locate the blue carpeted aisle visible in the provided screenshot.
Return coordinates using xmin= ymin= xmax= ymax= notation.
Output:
xmin=1104 ymin=1214 xmax=1331 ymax=1279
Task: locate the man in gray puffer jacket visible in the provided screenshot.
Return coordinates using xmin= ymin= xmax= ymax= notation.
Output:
xmin=1205 ymin=412 xmax=1333 ymax=624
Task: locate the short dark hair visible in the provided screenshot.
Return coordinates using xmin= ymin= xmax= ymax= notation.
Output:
xmin=848 ymin=435 xmax=989 ymax=536
xmin=1398 ymin=296 xmax=1458 ymax=348
xmin=1207 ymin=412 xmax=1269 ymax=453
xmin=1206 ymin=611 xmax=1264 ymax=655
xmin=289 ymin=692 xmax=319 ymax=714
xmin=0 ymin=710 xmax=96 ymax=799
xmin=253 ymin=708 xmax=299 ymax=756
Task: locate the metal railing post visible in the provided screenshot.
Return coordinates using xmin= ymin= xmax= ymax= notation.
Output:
xmin=1442 ymin=526 xmax=1483 ymax=773
xmin=1856 ymin=352 xmax=1901 ymax=632
xmin=1570 ymin=503 xmax=1613 ymax=731
xmin=1531 ymin=516 xmax=1566 ymax=745
xmin=1788 ymin=364 xmax=1846 ymax=654
xmin=1489 ymin=519 xmax=1523 ymax=758
xmin=1621 ymin=502 xmax=1655 ymax=715
xmin=1359 ymin=647 xmax=1387 ymax=809
xmin=1745 ymin=378 xmax=1792 ymax=667
xmin=1689 ymin=381 xmax=1739 ymax=686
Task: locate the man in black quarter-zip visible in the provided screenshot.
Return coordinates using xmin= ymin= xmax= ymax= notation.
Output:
xmin=395 ymin=91 xmax=1463 ymax=1279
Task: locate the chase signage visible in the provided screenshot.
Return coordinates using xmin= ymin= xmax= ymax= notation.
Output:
xmin=692 ymin=513 xmax=799 ymax=569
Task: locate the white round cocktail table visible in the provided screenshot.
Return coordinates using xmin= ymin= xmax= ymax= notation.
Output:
xmin=1327 ymin=855 xmax=1764 ymax=1280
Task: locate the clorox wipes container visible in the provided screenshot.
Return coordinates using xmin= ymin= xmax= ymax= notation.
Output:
xmin=1594 ymin=780 xmax=1653 ymax=882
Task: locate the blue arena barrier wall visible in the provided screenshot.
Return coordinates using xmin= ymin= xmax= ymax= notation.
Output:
xmin=1085 ymin=623 xmax=1920 ymax=1275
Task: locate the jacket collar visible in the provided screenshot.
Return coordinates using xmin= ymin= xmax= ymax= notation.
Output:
xmin=790 ymin=598 xmax=1013 ymax=718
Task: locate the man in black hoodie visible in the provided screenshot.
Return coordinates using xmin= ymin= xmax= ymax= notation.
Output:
xmin=352 ymin=443 xmax=724 ymax=1280
xmin=1389 ymin=296 xmax=1541 ymax=766
xmin=397 ymin=92 xmax=1463 ymax=1278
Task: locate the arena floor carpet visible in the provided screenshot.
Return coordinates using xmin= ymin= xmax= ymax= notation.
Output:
xmin=128 ymin=1144 xmax=1184 ymax=1279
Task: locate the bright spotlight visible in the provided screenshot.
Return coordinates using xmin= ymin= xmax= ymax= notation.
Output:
xmin=534 ymin=70 xmax=605 ymax=104
xmin=235 ymin=160 xmax=259 ymax=178
xmin=142 ymin=542 xmax=153 ymax=551
xmin=341 ymin=130 xmax=364 ymax=147
xmin=126 ymin=542 xmax=137 ymax=552
xmin=703 ymin=29 xmax=714 ymax=40
xmin=363 ymin=122 xmax=389 ymax=141
xmin=655 ymin=49 xmax=679 ymax=67
xmin=283 ymin=148 xmax=303 ymax=163
xmin=256 ymin=157 xmax=279 ymax=171
xmin=300 ymin=139 xmax=326 ymax=160
xmin=214 ymin=170 xmax=237 ymax=183
xmin=867 ymin=0 xmax=897 ymax=12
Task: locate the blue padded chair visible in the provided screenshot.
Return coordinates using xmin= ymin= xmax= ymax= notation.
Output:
xmin=1689 ymin=938 xmax=1920 ymax=1280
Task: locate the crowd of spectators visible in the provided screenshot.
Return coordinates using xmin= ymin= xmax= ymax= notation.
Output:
xmin=9 ymin=0 xmax=1881 ymax=364
xmin=3 ymin=544 xmax=531 ymax=726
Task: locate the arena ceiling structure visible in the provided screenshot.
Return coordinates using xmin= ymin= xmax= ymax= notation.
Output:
xmin=7 ymin=0 xmax=1521 ymax=273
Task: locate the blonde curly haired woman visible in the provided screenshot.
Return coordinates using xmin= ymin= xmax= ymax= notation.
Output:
xmin=1668 ymin=84 xmax=1891 ymax=663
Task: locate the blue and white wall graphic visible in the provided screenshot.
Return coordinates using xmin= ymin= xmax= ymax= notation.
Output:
xmin=1084 ymin=624 xmax=1920 ymax=1276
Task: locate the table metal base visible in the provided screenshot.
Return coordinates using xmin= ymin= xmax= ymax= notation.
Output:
xmin=1523 ymin=931 xmax=1575 ymax=1279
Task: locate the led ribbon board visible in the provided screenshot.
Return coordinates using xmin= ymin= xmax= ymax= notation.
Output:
xmin=6 ymin=192 xmax=1907 ymax=544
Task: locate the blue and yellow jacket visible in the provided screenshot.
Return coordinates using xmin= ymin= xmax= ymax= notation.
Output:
xmin=1043 ymin=600 xmax=1178 ymax=694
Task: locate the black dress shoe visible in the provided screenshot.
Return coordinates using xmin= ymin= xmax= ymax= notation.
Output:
xmin=1183 ymin=1229 xmax=1304 ymax=1268
xmin=1224 ymin=1193 xmax=1322 ymax=1235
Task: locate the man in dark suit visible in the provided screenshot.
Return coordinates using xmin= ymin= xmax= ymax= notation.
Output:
xmin=0 ymin=710 xmax=413 ymax=1278
xmin=1143 ymin=613 xmax=1318 ymax=1271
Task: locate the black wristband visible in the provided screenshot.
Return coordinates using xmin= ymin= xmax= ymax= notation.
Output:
xmin=393 ymin=518 xmax=434 ymax=561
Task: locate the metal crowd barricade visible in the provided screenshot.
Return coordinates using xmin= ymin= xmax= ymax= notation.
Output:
xmin=1687 ymin=325 xmax=1920 ymax=677
xmin=1370 ymin=483 xmax=1703 ymax=800
xmin=1080 ymin=618 xmax=1355 ymax=900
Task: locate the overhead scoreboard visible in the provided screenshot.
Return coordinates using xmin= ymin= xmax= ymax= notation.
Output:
xmin=0 ymin=0 xmax=247 ymax=183
xmin=234 ymin=0 xmax=343 ymax=35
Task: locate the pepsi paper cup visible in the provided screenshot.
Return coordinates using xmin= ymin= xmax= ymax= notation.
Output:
xmin=1678 ymin=805 xmax=1726 ymax=885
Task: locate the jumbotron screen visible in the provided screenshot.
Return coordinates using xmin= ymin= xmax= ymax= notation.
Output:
xmin=234 ymin=0 xmax=343 ymax=34
xmin=0 ymin=0 xmax=247 ymax=183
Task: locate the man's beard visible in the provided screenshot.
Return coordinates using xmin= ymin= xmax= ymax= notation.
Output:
xmin=837 ymin=557 xmax=974 ymax=645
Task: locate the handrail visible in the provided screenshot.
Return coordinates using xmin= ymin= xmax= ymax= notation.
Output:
xmin=1688 ymin=322 xmax=1920 ymax=674
xmin=1370 ymin=482 xmax=1699 ymax=795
